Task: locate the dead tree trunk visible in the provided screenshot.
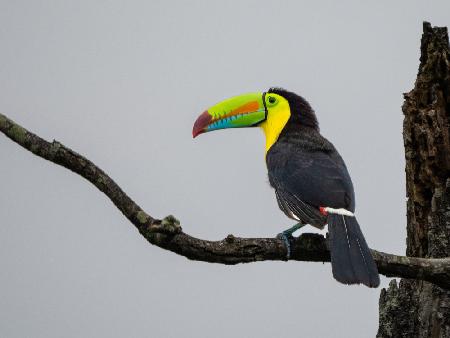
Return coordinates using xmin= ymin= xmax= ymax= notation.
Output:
xmin=377 ymin=22 xmax=450 ymax=338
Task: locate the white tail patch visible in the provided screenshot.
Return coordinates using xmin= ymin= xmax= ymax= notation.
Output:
xmin=324 ymin=207 xmax=355 ymax=217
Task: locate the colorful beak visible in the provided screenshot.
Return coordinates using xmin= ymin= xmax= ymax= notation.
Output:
xmin=192 ymin=92 xmax=266 ymax=138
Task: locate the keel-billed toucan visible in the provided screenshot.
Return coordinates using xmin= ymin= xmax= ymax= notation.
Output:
xmin=192 ymin=88 xmax=380 ymax=287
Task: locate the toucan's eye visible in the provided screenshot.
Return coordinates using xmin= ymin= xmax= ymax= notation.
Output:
xmin=268 ymin=96 xmax=276 ymax=104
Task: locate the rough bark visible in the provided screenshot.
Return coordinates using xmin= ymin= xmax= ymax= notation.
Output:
xmin=377 ymin=22 xmax=450 ymax=338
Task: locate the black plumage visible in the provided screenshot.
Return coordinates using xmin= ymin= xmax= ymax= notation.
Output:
xmin=266 ymin=88 xmax=380 ymax=287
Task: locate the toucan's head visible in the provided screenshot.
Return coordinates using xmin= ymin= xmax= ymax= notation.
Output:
xmin=193 ymin=88 xmax=318 ymax=152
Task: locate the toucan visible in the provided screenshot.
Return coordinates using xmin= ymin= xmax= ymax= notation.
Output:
xmin=192 ymin=88 xmax=380 ymax=287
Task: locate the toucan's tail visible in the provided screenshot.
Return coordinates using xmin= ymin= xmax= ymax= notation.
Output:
xmin=327 ymin=214 xmax=380 ymax=287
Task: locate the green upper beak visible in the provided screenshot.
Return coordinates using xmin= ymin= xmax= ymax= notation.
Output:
xmin=192 ymin=92 xmax=267 ymax=138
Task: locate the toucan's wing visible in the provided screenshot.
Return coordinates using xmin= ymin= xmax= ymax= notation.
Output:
xmin=268 ymin=143 xmax=355 ymax=213
xmin=274 ymin=187 xmax=326 ymax=225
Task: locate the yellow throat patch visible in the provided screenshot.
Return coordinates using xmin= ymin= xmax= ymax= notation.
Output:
xmin=259 ymin=95 xmax=291 ymax=154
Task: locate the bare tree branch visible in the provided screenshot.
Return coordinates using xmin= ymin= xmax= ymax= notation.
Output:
xmin=1 ymin=112 xmax=450 ymax=289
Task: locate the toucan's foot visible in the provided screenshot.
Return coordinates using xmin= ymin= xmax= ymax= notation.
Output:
xmin=276 ymin=231 xmax=294 ymax=259
xmin=276 ymin=223 xmax=305 ymax=260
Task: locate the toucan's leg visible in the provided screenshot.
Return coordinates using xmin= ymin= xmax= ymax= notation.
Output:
xmin=276 ymin=223 xmax=305 ymax=259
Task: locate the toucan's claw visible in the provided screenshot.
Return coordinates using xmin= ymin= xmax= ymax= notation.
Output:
xmin=276 ymin=223 xmax=305 ymax=259
xmin=276 ymin=231 xmax=293 ymax=259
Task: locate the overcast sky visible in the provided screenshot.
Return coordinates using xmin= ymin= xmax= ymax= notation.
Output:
xmin=1 ymin=1 xmax=449 ymax=337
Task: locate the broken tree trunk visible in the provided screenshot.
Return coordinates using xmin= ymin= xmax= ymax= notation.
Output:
xmin=377 ymin=22 xmax=450 ymax=338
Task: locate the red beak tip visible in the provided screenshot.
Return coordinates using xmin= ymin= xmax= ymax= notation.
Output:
xmin=192 ymin=129 xmax=203 ymax=138
xmin=192 ymin=111 xmax=211 ymax=139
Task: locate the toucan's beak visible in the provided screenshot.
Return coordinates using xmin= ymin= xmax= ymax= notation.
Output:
xmin=192 ymin=92 xmax=266 ymax=138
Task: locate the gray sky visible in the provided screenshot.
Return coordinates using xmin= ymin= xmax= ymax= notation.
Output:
xmin=1 ymin=1 xmax=449 ymax=337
